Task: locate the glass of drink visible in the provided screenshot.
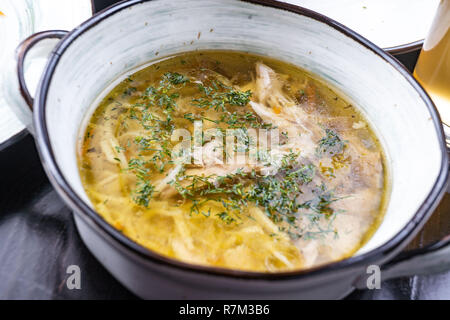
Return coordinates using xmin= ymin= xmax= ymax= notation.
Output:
xmin=414 ymin=0 xmax=450 ymax=148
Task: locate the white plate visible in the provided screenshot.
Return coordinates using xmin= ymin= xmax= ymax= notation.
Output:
xmin=284 ymin=0 xmax=439 ymax=52
xmin=0 ymin=0 xmax=92 ymax=149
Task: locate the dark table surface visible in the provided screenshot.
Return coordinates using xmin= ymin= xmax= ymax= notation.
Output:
xmin=0 ymin=0 xmax=448 ymax=300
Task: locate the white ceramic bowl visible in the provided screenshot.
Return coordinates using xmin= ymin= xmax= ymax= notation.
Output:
xmin=15 ymin=0 xmax=449 ymax=299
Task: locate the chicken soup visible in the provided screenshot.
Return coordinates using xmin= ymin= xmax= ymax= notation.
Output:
xmin=78 ymin=51 xmax=388 ymax=272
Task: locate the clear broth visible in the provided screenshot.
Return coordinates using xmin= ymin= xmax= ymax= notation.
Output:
xmin=78 ymin=50 xmax=388 ymax=272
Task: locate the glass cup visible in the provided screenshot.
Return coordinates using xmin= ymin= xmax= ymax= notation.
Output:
xmin=413 ymin=0 xmax=450 ymax=147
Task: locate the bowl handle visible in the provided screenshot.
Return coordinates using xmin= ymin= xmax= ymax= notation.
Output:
xmin=355 ymin=235 xmax=450 ymax=289
xmin=380 ymin=235 xmax=450 ymax=280
xmin=16 ymin=30 xmax=69 ymax=110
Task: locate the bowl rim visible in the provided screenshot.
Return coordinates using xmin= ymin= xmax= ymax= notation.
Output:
xmin=33 ymin=0 xmax=449 ymax=280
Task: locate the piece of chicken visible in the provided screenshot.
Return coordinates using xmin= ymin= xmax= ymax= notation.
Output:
xmin=246 ymin=63 xmax=385 ymax=266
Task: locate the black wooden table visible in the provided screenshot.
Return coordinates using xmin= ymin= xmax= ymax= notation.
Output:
xmin=0 ymin=0 xmax=448 ymax=299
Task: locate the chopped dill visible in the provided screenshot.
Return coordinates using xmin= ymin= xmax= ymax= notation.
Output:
xmin=317 ymin=128 xmax=347 ymax=156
